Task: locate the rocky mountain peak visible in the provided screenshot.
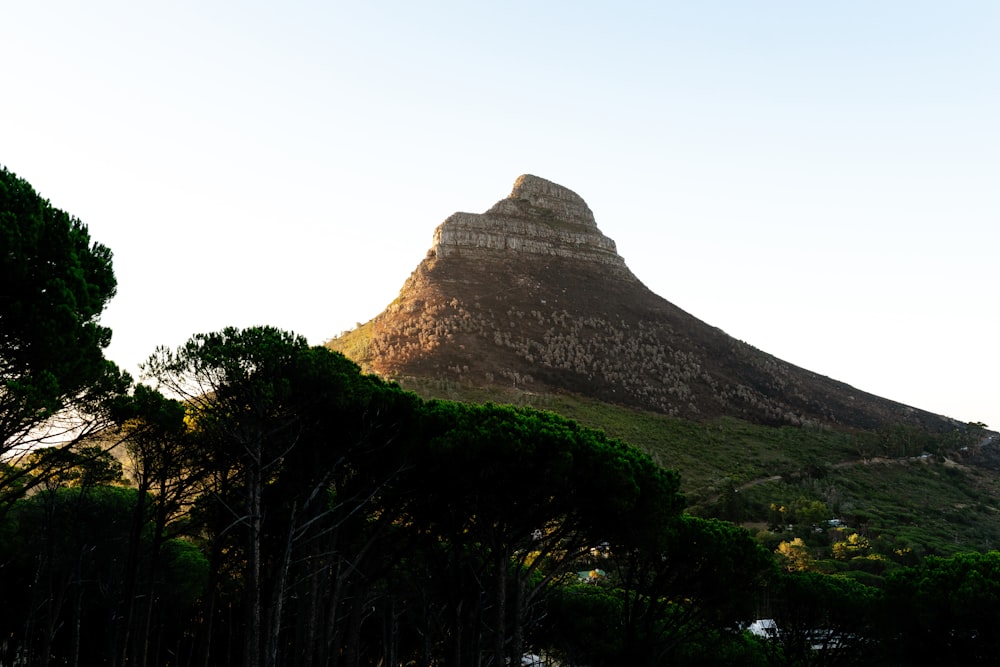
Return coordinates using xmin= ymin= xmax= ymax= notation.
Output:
xmin=496 ymin=174 xmax=596 ymax=227
xmin=430 ymin=174 xmax=633 ymax=278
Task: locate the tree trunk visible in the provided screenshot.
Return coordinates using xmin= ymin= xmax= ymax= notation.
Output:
xmin=118 ymin=477 xmax=152 ymax=667
xmin=342 ymin=587 xmax=365 ymax=667
xmin=138 ymin=524 xmax=167 ymax=667
xmin=493 ymin=547 xmax=507 ymax=667
xmin=298 ymin=552 xmax=328 ymax=667
xmin=196 ymin=543 xmax=221 ymax=667
xmin=324 ymin=560 xmax=346 ymax=667
xmin=246 ymin=444 xmax=263 ymax=667
xmin=511 ymin=573 xmax=527 ymax=667
xmin=71 ymin=580 xmax=83 ymax=667
xmin=264 ymin=501 xmax=296 ymax=667
xmin=449 ymin=599 xmax=463 ymax=667
xmin=384 ymin=596 xmax=398 ymax=667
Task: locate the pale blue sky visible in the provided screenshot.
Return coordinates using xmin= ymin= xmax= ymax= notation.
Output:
xmin=3 ymin=2 xmax=997 ymax=429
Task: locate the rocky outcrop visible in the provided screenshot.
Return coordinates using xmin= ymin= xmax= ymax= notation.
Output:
xmin=430 ymin=174 xmax=634 ymax=277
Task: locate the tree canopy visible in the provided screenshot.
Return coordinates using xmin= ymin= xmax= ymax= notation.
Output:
xmin=0 ymin=166 xmax=128 ymax=512
xmin=881 ymin=551 xmax=1000 ymax=665
xmin=3 ymin=318 xmax=1000 ymax=665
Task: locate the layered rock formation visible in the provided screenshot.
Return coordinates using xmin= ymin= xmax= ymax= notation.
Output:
xmin=329 ymin=175 xmax=957 ymax=432
xmin=431 ymin=175 xmax=632 ymax=276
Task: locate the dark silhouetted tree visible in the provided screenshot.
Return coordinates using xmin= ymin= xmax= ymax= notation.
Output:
xmin=0 ymin=166 xmax=128 ymax=514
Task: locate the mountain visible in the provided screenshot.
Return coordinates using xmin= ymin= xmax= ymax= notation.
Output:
xmin=328 ymin=175 xmax=957 ymax=433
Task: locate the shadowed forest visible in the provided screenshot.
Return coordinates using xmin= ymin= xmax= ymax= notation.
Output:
xmin=4 ymin=166 xmax=1000 ymax=666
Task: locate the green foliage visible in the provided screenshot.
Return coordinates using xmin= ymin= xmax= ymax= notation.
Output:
xmin=142 ymin=327 xmax=426 ymax=667
xmin=159 ymin=537 xmax=210 ymax=609
xmin=0 ymin=166 xmax=123 ymax=443
xmin=413 ymin=400 xmax=683 ymax=539
xmin=400 ymin=399 xmax=686 ymax=665
xmin=542 ymin=584 xmax=626 ymax=665
xmin=0 ymin=483 xmax=206 ymax=664
xmin=545 ymin=579 xmax=772 ymax=667
xmin=881 ymin=551 xmax=1000 ymax=665
xmin=674 ymin=628 xmax=772 ymax=667
xmin=603 ymin=515 xmax=772 ymax=664
xmin=400 ymin=380 xmax=860 ymax=499
xmin=0 ymin=167 xmax=130 ymax=516
xmin=768 ymin=570 xmax=881 ymax=665
xmin=23 ymin=444 xmax=126 ymax=488
xmin=791 ymin=498 xmax=830 ymax=526
xmin=400 ymin=379 xmax=999 ymax=561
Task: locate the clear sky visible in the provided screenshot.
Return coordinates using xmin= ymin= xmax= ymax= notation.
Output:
xmin=3 ymin=2 xmax=997 ymax=430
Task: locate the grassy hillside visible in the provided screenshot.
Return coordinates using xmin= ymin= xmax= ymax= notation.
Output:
xmin=397 ymin=376 xmax=1000 ymax=562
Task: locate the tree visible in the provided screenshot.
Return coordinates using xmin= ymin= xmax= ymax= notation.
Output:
xmin=831 ymin=533 xmax=870 ymax=561
xmin=143 ymin=326 xmax=311 ymax=667
xmin=22 ymin=443 xmax=126 ymax=489
xmin=399 ymin=401 xmax=686 ymax=666
xmin=542 ymin=584 xmax=626 ymax=666
xmin=776 ymin=538 xmax=814 ymax=572
xmin=142 ymin=326 xmax=420 ymax=667
xmin=768 ymin=571 xmax=880 ymax=666
xmin=881 ymin=551 xmax=1000 ymax=665
xmin=0 ymin=166 xmax=128 ymax=512
xmin=109 ymin=384 xmax=200 ymax=667
xmin=0 ymin=482 xmax=207 ymax=667
xmin=610 ymin=516 xmax=773 ymax=665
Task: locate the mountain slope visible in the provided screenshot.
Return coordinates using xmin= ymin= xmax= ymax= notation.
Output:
xmin=328 ymin=175 xmax=957 ymax=433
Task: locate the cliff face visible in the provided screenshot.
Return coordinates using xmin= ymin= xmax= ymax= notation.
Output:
xmin=329 ymin=175 xmax=957 ymax=432
xmin=430 ymin=175 xmax=632 ymax=276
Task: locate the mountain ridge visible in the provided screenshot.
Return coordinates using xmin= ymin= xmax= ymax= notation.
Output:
xmin=328 ymin=175 xmax=959 ymax=433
